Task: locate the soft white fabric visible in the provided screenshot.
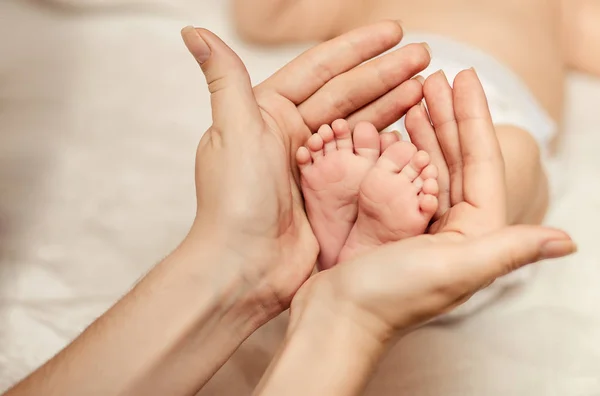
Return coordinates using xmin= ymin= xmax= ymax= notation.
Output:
xmin=392 ymin=32 xmax=556 ymax=148
xmin=1 ymin=1 xmax=599 ymax=395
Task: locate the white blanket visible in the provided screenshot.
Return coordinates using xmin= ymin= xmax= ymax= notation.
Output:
xmin=1 ymin=1 xmax=599 ymax=394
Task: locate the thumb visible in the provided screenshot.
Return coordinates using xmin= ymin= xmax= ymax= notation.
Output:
xmin=181 ymin=26 xmax=262 ymax=131
xmin=450 ymin=225 xmax=576 ymax=289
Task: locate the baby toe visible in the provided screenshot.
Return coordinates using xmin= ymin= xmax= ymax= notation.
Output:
xmin=318 ymin=124 xmax=337 ymax=155
xmin=376 ymin=141 xmax=416 ymax=173
xmin=420 ymin=164 xmax=438 ymax=180
xmin=307 ymin=133 xmax=325 ymax=162
xmin=332 ymin=119 xmax=353 ymax=151
xmin=422 ymin=178 xmax=439 ymax=197
xmin=419 ymin=194 xmax=438 ymax=217
xmin=353 ymin=122 xmax=381 ymax=162
xmin=400 ymin=150 xmax=430 ymax=181
xmin=380 ymin=131 xmax=401 ymax=152
xmin=296 ymin=146 xmax=312 ymax=171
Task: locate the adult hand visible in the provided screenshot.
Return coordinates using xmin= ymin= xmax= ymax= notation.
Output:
xmin=405 ymin=69 xmax=526 ymax=318
xmin=406 ymin=69 xmax=507 ymax=235
xmin=3 ymin=23 xmax=430 ymax=396
xmin=182 ymin=22 xmax=430 ymax=319
xmin=295 ymin=70 xmax=574 ymax=337
xmin=256 ymin=70 xmax=576 ymax=396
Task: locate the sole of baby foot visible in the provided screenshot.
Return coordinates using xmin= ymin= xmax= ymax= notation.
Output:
xmin=338 ymin=141 xmax=439 ymax=263
xmin=297 ymin=120 xmax=384 ymax=271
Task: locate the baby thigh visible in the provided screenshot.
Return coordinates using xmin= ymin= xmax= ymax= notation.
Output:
xmin=497 ymin=124 xmax=549 ymax=226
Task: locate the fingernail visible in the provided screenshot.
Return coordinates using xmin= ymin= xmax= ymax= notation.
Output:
xmin=413 ymin=75 xmax=425 ymax=84
xmin=539 ymin=240 xmax=577 ymax=260
xmin=420 ymin=42 xmax=432 ymax=57
xmin=436 ymin=69 xmax=446 ymax=78
xmin=469 ymin=66 xmax=478 ymax=75
xmin=182 ymin=26 xmax=211 ymax=64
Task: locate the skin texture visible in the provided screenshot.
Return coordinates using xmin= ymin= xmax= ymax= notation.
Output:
xmin=186 ymin=22 xmax=430 ymax=310
xmin=233 ymin=0 xmax=600 ymax=119
xmin=232 ymin=0 xmax=600 ymax=230
xmin=255 ymin=70 xmax=576 ymax=396
xmin=3 ymin=24 xmax=576 ymax=396
xmin=4 ymin=22 xmax=432 ymax=396
xmin=296 ymin=120 xmax=439 ymax=270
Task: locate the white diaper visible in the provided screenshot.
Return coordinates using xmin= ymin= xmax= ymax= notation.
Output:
xmin=389 ymin=33 xmax=558 ymax=319
xmin=390 ymin=32 xmax=556 ymax=147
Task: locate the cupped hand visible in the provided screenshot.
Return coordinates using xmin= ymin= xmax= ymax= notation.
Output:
xmin=406 ymin=69 xmax=507 ymax=235
xmin=181 ymin=22 xmax=430 ymax=320
xmin=290 ymin=70 xmax=576 ymax=344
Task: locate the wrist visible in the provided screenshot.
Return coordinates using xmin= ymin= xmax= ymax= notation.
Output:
xmin=113 ymin=238 xmax=272 ymax=393
xmin=288 ymin=300 xmax=387 ymax=364
xmin=184 ymin=221 xmax=292 ymax=324
xmin=291 ymin=273 xmax=395 ymax=346
xmin=256 ymin=290 xmax=387 ymax=396
xmin=170 ymin=234 xmax=275 ymax=335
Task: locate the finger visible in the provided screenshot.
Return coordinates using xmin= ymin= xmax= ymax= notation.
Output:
xmin=447 ymin=226 xmax=576 ymax=291
xmin=256 ymin=20 xmax=405 ymax=104
xmin=405 ymin=102 xmax=450 ymax=217
xmin=182 ymin=27 xmax=262 ymax=132
xmin=380 ymin=131 xmax=400 ymax=152
xmin=345 ymin=78 xmax=424 ymax=132
xmin=423 ymin=70 xmax=463 ymax=205
xmin=452 ymin=69 xmax=506 ymax=215
xmin=300 ymin=43 xmax=431 ymax=131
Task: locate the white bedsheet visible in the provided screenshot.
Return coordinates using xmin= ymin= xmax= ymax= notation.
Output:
xmin=0 ymin=1 xmax=599 ymax=394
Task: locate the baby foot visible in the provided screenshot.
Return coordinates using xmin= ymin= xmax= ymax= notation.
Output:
xmin=297 ymin=120 xmax=386 ymax=271
xmin=338 ymin=141 xmax=439 ymax=262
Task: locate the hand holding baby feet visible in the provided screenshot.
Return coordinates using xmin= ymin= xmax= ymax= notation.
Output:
xmin=338 ymin=141 xmax=439 ymax=262
xmin=402 ymin=69 xmax=513 ymax=318
xmin=297 ymin=120 xmax=384 ymax=270
xmin=406 ymin=69 xmax=507 ymax=237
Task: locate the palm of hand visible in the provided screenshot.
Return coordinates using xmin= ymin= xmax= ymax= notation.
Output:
xmin=429 ymin=200 xmax=505 ymax=237
xmin=299 ymin=69 xmax=511 ymax=334
xmin=413 ymin=70 xmax=508 ymax=239
xmin=194 ymin=103 xmax=317 ymax=311
xmin=293 ymin=71 xmax=574 ymax=343
xmin=186 ymin=22 xmax=430 ymax=315
xmin=241 ymin=35 xmax=430 ymax=308
xmin=248 ymin=100 xmax=319 ymax=308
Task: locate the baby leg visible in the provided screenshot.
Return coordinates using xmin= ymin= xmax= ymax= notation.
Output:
xmin=561 ymin=0 xmax=600 ymax=76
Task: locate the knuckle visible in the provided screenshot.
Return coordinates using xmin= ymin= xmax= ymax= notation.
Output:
xmin=327 ymin=87 xmax=358 ymax=119
xmin=207 ymin=72 xmax=252 ymax=95
xmin=207 ymin=75 xmax=228 ymax=95
xmin=310 ymin=58 xmax=337 ymax=87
